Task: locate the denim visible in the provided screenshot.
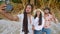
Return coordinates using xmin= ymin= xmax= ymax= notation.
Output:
xmin=34 ymin=30 xmax=42 ymax=34
xmin=42 ymin=28 xmax=51 ymax=34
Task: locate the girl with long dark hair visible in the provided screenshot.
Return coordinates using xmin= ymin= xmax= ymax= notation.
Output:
xmin=33 ymin=9 xmax=45 ymax=34
xmin=0 ymin=3 xmax=34 ymax=34
xmin=17 ymin=4 xmax=34 ymax=34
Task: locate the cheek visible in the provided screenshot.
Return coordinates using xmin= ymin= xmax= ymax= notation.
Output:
xmin=44 ymin=11 xmax=48 ymax=13
xmin=29 ymin=9 xmax=31 ymax=12
xmin=26 ymin=8 xmax=31 ymax=12
xmin=37 ymin=12 xmax=40 ymax=15
xmin=45 ymin=10 xmax=49 ymax=13
xmin=46 ymin=11 xmax=49 ymax=13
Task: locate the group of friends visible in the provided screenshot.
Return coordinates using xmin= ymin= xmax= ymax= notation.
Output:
xmin=0 ymin=2 xmax=58 ymax=34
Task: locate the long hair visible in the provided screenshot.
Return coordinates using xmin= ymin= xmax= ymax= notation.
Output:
xmin=34 ymin=12 xmax=42 ymax=25
xmin=23 ymin=4 xmax=33 ymax=34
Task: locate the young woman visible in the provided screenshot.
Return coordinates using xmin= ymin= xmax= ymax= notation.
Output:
xmin=42 ymin=7 xmax=58 ymax=34
xmin=0 ymin=3 xmax=34 ymax=34
xmin=33 ymin=9 xmax=45 ymax=34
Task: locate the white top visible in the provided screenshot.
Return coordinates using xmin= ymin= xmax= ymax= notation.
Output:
xmin=33 ymin=17 xmax=45 ymax=30
xmin=17 ymin=14 xmax=34 ymax=34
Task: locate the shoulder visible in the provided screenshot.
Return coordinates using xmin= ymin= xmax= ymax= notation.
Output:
xmin=49 ymin=14 xmax=53 ymax=18
xmin=17 ymin=14 xmax=24 ymax=18
xmin=31 ymin=15 xmax=34 ymax=19
xmin=17 ymin=14 xmax=24 ymax=16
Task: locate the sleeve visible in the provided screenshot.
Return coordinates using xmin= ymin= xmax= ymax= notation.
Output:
xmin=32 ymin=17 xmax=37 ymax=26
xmin=17 ymin=14 xmax=23 ymax=21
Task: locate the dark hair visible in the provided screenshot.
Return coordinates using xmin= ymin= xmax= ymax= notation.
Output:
xmin=23 ymin=4 xmax=33 ymax=34
xmin=34 ymin=12 xmax=42 ymax=25
xmin=44 ymin=7 xmax=52 ymax=14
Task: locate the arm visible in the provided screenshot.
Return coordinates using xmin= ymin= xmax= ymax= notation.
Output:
xmin=51 ymin=15 xmax=58 ymax=24
xmin=0 ymin=10 xmax=19 ymax=21
xmin=53 ymin=17 xmax=59 ymax=23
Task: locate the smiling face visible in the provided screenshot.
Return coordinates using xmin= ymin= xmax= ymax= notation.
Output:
xmin=44 ymin=9 xmax=50 ymax=14
xmin=0 ymin=3 xmax=6 ymax=10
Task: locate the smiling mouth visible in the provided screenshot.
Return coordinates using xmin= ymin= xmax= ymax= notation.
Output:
xmin=1 ymin=6 xmax=7 ymax=11
xmin=26 ymin=10 xmax=29 ymax=11
xmin=2 ymin=8 xmax=5 ymax=10
xmin=2 ymin=9 xmax=5 ymax=10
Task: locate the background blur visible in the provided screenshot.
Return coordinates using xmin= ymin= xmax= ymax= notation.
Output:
xmin=0 ymin=0 xmax=60 ymax=21
xmin=0 ymin=0 xmax=60 ymax=34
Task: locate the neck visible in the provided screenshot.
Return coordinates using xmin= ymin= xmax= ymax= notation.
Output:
xmin=37 ymin=15 xmax=39 ymax=18
xmin=27 ymin=14 xmax=31 ymax=17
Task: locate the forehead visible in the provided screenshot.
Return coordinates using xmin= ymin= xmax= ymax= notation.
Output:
xmin=36 ymin=10 xmax=40 ymax=12
xmin=44 ymin=9 xmax=49 ymax=11
xmin=26 ymin=5 xmax=31 ymax=8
